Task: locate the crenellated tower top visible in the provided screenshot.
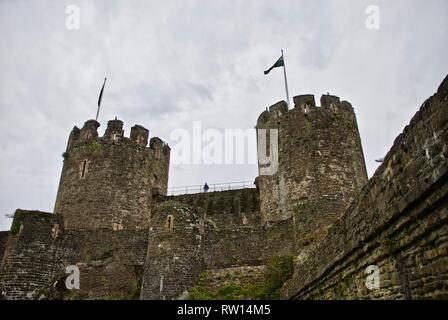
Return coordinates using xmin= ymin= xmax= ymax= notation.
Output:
xmin=55 ymin=118 xmax=170 ymax=230
xmin=256 ymin=93 xmax=368 ymax=251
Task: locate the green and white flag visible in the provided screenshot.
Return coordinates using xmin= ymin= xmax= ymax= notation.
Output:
xmin=264 ymin=55 xmax=284 ymax=75
xmin=264 ymin=50 xmax=291 ymax=108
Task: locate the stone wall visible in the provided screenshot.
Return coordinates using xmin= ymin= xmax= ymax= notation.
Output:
xmin=142 ymin=196 xmax=296 ymax=299
xmin=164 ymin=189 xmax=295 ymax=270
xmin=0 ymin=231 xmax=10 ymax=271
xmin=53 ymin=119 xmax=170 ymax=231
xmin=282 ymin=75 xmax=448 ymax=300
xmin=204 ymin=219 xmax=295 ymax=269
xmin=2 ymin=76 xmax=446 ymax=301
xmin=0 ymin=209 xmax=149 ymax=300
xmin=256 ymin=94 xmax=368 ymax=253
xmin=164 ymin=188 xmax=260 ymax=227
xmin=0 ymin=210 xmax=63 ymax=299
xmin=203 ymin=226 xmax=265 ymax=269
xmin=150 ymin=137 xmax=171 ymax=196
xmin=55 ymin=228 xmax=148 ymax=300
xmin=141 ymin=201 xmax=204 ymax=300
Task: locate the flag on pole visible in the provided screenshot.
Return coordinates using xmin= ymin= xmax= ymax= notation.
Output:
xmin=264 ymin=50 xmax=291 ymax=108
xmin=96 ymin=78 xmax=107 ymax=121
xmin=264 ymin=56 xmax=284 ymax=75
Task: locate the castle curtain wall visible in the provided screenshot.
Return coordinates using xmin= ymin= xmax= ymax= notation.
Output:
xmin=282 ymin=76 xmax=448 ymax=300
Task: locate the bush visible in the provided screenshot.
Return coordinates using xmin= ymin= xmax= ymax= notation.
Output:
xmin=260 ymin=254 xmax=295 ymax=299
xmin=188 ymin=273 xmax=215 ymax=300
xmin=188 ymin=254 xmax=295 ymax=300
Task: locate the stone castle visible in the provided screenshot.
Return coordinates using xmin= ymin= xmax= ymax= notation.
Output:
xmin=0 ymin=75 xmax=447 ymax=300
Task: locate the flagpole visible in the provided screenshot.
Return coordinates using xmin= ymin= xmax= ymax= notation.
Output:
xmin=95 ymin=103 xmax=101 ymax=122
xmin=281 ymin=49 xmax=291 ymax=109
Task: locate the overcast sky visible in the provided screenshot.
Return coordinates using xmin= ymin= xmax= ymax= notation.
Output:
xmin=0 ymin=0 xmax=447 ymax=230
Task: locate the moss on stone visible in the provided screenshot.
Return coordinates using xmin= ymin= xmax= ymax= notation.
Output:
xmin=87 ymin=140 xmax=104 ymax=156
xmin=380 ymin=237 xmax=400 ymax=256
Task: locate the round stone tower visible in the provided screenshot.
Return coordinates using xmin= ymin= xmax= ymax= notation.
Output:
xmin=54 ymin=118 xmax=170 ymax=230
xmin=256 ymin=94 xmax=368 ymax=250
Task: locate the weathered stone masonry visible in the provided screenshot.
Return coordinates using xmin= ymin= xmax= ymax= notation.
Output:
xmin=0 ymin=210 xmax=63 ymax=299
xmin=1 ymin=119 xmax=169 ymax=300
xmin=163 ymin=188 xmax=261 ymax=227
xmin=256 ymin=95 xmax=368 ymax=253
xmin=54 ymin=118 xmax=170 ymax=230
xmin=282 ymin=75 xmax=448 ymax=300
xmin=0 ymin=75 xmax=447 ymax=300
xmin=141 ymin=190 xmax=295 ymax=299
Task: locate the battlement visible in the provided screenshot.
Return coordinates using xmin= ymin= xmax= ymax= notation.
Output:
xmin=54 ymin=118 xmax=171 ymax=230
xmin=104 ymin=118 xmax=124 ymax=142
xmin=255 ymin=91 xmax=368 ymax=246
xmin=257 ymin=94 xmax=354 ymax=127
xmin=293 ymin=94 xmax=316 ymax=107
xmin=149 ymin=136 xmax=171 ymax=155
xmin=130 ymin=124 xmax=149 ymax=147
xmin=65 ymin=118 xmax=170 ymax=152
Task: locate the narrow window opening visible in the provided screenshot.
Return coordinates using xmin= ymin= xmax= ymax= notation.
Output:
xmin=80 ymin=160 xmax=88 ymax=179
xmin=165 ymin=215 xmax=174 ymax=230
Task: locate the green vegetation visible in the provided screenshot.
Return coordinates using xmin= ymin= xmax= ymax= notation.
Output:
xmin=379 ymin=237 xmax=400 ymax=256
xmin=130 ymin=278 xmax=142 ymax=300
xmin=103 ymin=278 xmax=142 ymax=300
xmin=87 ymin=140 xmax=103 ymax=156
xmin=262 ymin=254 xmax=296 ymax=299
xmin=10 ymin=219 xmax=22 ymax=236
xmin=104 ymin=291 xmax=132 ymax=300
xmin=62 ymin=289 xmax=88 ymax=300
xmin=188 ymin=273 xmax=215 ymax=300
xmin=93 ymin=249 xmax=114 ymax=261
xmin=188 ymin=254 xmax=295 ymax=300
xmin=62 ymin=151 xmax=69 ymax=159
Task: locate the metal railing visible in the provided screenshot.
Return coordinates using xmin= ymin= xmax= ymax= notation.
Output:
xmin=168 ymin=180 xmax=256 ymax=196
